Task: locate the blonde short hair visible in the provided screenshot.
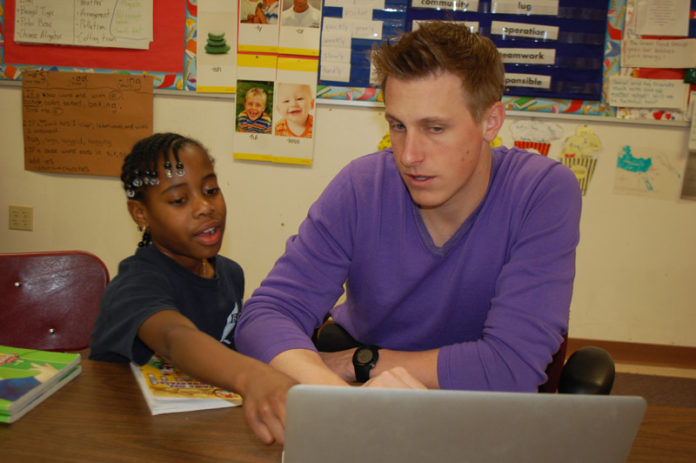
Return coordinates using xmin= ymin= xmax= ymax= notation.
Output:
xmin=372 ymin=22 xmax=504 ymax=122
xmin=245 ymin=87 xmax=268 ymax=104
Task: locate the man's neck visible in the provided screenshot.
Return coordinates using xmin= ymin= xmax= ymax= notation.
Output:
xmin=418 ymin=147 xmax=492 ymax=248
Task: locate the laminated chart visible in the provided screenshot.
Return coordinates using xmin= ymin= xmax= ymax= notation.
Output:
xmin=234 ymin=56 xmax=319 ymax=165
xmin=197 ymin=0 xmax=237 ymax=93
xmin=318 ymin=0 xmax=408 ymax=88
xmin=407 ymin=0 xmax=609 ymax=101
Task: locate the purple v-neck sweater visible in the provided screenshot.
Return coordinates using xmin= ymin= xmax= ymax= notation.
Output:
xmin=236 ymin=146 xmax=581 ymax=391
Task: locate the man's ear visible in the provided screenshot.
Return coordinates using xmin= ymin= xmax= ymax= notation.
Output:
xmin=482 ymin=101 xmax=505 ymax=143
xmin=127 ymin=199 xmax=148 ymax=230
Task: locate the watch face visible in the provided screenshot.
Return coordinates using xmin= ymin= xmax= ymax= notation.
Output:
xmin=356 ymin=348 xmax=374 ymax=364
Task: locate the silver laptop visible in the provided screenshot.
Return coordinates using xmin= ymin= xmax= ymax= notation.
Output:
xmin=283 ymin=385 xmax=646 ymax=463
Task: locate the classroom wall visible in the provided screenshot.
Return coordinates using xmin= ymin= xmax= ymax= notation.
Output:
xmin=1 ymin=85 xmax=695 ymax=348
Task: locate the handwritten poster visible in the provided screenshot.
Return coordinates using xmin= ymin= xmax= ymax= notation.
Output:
xmin=22 ymin=71 xmax=153 ymax=176
xmin=5 ymin=0 xmax=184 ymax=74
xmin=635 ymin=0 xmax=690 ymax=37
xmin=608 ymin=76 xmax=689 ymax=110
xmin=622 ymin=39 xmax=696 ymax=69
xmin=14 ymin=0 xmax=153 ymax=49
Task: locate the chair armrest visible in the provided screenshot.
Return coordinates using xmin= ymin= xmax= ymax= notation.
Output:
xmin=558 ymin=346 xmax=615 ymax=395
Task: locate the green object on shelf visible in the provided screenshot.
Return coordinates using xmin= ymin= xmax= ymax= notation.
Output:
xmin=205 ymin=32 xmax=230 ymax=55
xmin=205 ymin=44 xmax=231 ymax=54
xmin=684 ymin=68 xmax=696 ymax=84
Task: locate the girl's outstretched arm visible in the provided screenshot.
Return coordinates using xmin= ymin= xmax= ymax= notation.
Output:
xmin=138 ymin=310 xmax=297 ymax=444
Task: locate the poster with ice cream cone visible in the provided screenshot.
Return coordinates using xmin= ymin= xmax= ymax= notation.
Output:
xmin=559 ymin=125 xmax=601 ymax=195
xmin=509 ymin=120 xmax=562 ymax=156
xmin=561 ymin=157 xmax=598 ymax=196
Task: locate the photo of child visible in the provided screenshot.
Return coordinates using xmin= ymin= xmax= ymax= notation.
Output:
xmin=280 ymin=0 xmax=321 ymax=28
xmin=236 ymin=83 xmax=273 ymax=134
xmin=261 ymin=0 xmax=279 ymax=24
xmin=241 ymin=0 xmax=279 ymax=24
xmin=273 ymin=82 xmax=314 ymax=138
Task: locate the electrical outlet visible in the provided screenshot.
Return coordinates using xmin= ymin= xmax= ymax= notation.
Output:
xmin=9 ymin=206 xmax=34 ymax=231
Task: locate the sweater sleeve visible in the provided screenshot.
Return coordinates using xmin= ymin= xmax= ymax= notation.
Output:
xmin=235 ymin=165 xmax=356 ymax=363
xmin=437 ymin=162 xmax=582 ymax=391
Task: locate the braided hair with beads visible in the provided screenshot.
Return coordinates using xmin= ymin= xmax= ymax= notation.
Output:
xmin=121 ymin=132 xmax=207 ymax=247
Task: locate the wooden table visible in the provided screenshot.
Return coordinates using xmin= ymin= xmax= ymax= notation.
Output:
xmin=628 ymin=406 xmax=696 ymax=462
xmin=2 ymin=352 xmax=695 ymax=462
xmin=0 ymin=352 xmax=282 ymax=463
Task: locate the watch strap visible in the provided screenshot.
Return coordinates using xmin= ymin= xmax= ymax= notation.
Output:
xmin=352 ymin=344 xmax=379 ymax=383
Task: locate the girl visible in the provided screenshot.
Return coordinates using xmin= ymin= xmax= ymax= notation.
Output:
xmin=89 ymin=133 xmax=295 ymax=445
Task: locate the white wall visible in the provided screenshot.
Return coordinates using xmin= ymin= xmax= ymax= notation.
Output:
xmin=2 ymin=85 xmax=694 ymax=347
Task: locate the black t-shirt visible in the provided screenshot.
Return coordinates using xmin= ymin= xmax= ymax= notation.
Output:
xmin=89 ymin=245 xmax=244 ymax=365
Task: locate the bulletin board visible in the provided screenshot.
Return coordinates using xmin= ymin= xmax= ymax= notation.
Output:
xmin=0 ymin=0 xmax=197 ymax=91
xmin=319 ymin=0 xmax=608 ymax=101
xmin=1 ymin=0 xmax=696 ymax=119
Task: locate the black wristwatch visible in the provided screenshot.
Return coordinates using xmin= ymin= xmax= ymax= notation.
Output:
xmin=352 ymin=345 xmax=379 ymax=383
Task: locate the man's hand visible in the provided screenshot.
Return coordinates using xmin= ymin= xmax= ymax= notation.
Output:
xmin=319 ymin=349 xmax=428 ymax=389
xmin=318 ymin=349 xmax=356 ymax=382
xmin=321 ymin=347 xmax=440 ymax=388
xmin=364 ymin=366 xmax=427 ymax=389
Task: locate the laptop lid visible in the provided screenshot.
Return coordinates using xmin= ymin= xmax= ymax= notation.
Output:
xmin=283 ymin=385 xmax=646 ymax=463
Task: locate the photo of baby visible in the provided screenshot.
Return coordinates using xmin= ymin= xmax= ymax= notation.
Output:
xmin=273 ymin=82 xmax=314 ymax=138
xmin=236 ymin=82 xmax=273 ymax=134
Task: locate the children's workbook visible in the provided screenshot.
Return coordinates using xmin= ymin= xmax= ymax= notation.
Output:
xmin=130 ymin=356 xmax=242 ymax=415
xmin=0 ymin=345 xmax=82 ymax=423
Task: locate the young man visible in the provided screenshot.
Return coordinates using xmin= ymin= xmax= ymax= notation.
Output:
xmin=236 ymin=22 xmax=582 ymax=391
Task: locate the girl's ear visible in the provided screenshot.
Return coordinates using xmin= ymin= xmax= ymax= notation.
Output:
xmin=481 ymin=101 xmax=505 ymax=143
xmin=127 ymin=199 xmax=148 ymax=230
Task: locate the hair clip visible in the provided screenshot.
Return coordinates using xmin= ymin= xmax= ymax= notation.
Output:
xmin=164 ymin=161 xmax=173 ymax=178
xmin=126 ymin=189 xmax=136 ymax=198
xmin=176 ymin=161 xmax=185 ymax=177
xmin=148 ymin=171 xmax=160 ymax=186
xmin=132 ymin=170 xmax=143 ymax=187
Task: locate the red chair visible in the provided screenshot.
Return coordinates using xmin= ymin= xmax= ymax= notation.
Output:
xmin=538 ymin=334 xmax=569 ymax=393
xmin=0 ymin=251 xmax=109 ymax=351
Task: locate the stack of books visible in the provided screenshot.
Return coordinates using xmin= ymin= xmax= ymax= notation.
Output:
xmin=0 ymin=345 xmax=81 ymax=423
xmin=130 ymin=355 xmax=242 ymax=415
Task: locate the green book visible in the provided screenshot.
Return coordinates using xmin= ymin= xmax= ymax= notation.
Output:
xmin=0 ymin=345 xmax=81 ymax=423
